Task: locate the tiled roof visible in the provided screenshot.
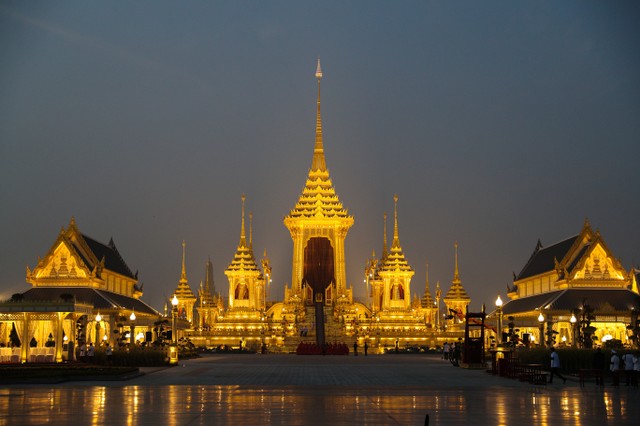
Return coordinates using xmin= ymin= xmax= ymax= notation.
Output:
xmin=516 ymin=236 xmax=578 ymax=281
xmin=82 ymin=234 xmax=136 ymax=279
xmin=502 ymin=289 xmax=640 ymax=315
xmin=20 ymin=287 xmax=159 ymax=316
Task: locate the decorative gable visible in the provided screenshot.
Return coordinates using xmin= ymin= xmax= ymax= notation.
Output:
xmin=571 ymin=242 xmax=626 ymax=281
xmin=34 ymin=241 xmax=89 ymax=280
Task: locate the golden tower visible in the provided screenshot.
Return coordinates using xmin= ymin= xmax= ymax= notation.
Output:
xmin=284 ymin=59 xmax=354 ymax=305
xmin=225 ymin=195 xmax=266 ymax=311
xmin=443 ymin=242 xmax=471 ymax=324
xmin=173 ymin=241 xmax=196 ymax=323
xmin=377 ymin=195 xmax=415 ymax=311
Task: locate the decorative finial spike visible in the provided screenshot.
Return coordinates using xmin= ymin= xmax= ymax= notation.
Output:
xmin=392 ymin=195 xmax=400 ymax=248
xmin=240 ymin=194 xmax=247 ymax=245
xmin=180 ymin=240 xmax=188 ymax=282
xmin=315 ymin=57 xmax=322 ymax=79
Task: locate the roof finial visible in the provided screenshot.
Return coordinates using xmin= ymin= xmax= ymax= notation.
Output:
xmin=249 ymin=211 xmax=253 ymax=249
xmin=311 ymin=58 xmax=326 ymax=171
xmin=180 ymin=240 xmax=188 ymax=283
xmin=426 ymin=260 xmax=429 ymax=286
xmin=453 ymin=242 xmax=460 ymax=282
xmin=382 ymin=213 xmax=388 ymax=260
xmin=392 ymin=194 xmax=400 ymax=248
xmin=239 ymin=194 xmax=247 ymax=246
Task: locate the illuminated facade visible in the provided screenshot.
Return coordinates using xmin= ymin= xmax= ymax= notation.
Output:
xmin=0 ymin=218 xmax=160 ymax=362
xmin=499 ymin=220 xmax=640 ymax=347
xmin=189 ymin=60 xmax=466 ymax=351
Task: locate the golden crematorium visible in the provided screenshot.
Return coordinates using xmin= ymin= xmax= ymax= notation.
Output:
xmin=184 ymin=60 xmax=471 ymax=352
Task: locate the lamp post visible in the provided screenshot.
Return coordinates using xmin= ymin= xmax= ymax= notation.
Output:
xmin=172 ymin=295 xmax=179 ymax=345
xmin=538 ymin=313 xmax=545 ymax=348
xmin=495 ymin=296 xmax=503 ymax=345
xmin=129 ymin=312 xmax=136 ymax=350
xmin=95 ymin=313 xmax=102 ymax=345
xmin=570 ymin=313 xmax=577 ymax=348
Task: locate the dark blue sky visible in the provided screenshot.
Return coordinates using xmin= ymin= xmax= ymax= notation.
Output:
xmin=1 ymin=1 xmax=639 ymax=311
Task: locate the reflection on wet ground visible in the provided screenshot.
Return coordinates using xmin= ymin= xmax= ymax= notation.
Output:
xmin=0 ymin=355 xmax=637 ymax=425
xmin=0 ymin=385 xmax=634 ymax=425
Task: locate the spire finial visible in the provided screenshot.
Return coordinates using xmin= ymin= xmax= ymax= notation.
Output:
xmin=426 ymin=260 xmax=429 ymax=286
xmin=453 ymin=242 xmax=460 ymax=282
xmin=249 ymin=211 xmax=253 ymax=249
xmin=382 ymin=213 xmax=388 ymax=259
xmin=311 ymin=59 xmax=327 ymax=171
xmin=180 ymin=240 xmax=188 ymax=282
xmin=239 ymin=194 xmax=247 ymax=246
xmin=392 ymin=194 xmax=400 ymax=248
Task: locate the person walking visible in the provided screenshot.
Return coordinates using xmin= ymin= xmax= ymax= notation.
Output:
xmin=353 ymin=341 xmax=358 ymax=356
xmin=549 ymin=347 xmax=566 ymax=384
xmin=364 ymin=341 xmax=368 ymax=356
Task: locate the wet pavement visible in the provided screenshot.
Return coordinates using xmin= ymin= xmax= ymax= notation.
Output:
xmin=0 ymin=354 xmax=637 ymax=425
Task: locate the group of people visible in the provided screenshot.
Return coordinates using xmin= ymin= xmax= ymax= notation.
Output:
xmin=75 ymin=342 xmax=114 ymax=363
xmin=608 ymin=349 xmax=640 ymax=386
xmin=442 ymin=341 xmax=461 ymax=366
xmin=552 ymin=347 xmax=640 ymax=386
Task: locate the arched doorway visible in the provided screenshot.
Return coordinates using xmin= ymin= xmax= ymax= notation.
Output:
xmin=303 ymin=237 xmax=334 ymax=346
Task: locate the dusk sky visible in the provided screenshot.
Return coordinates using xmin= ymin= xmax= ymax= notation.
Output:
xmin=1 ymin=1 xmax=639 ymax=312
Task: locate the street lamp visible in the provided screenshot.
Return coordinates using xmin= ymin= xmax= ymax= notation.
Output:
xmin=95 ymin=313 xmax=102 ymax=344
xmin=129 ymin=311 xmax=136 ymax=350
xmin=570 ymin=313 xmax=577 ymax=347
xmin=538 ymin=313 xmax=545 ymax=348
xmin=172 ymin=295 xmax=179 ymax=345
xmin=495 ymin=296 xmax=503 ymax=345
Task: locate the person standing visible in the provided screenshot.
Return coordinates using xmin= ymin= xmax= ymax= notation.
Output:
xmin=622 ymin=350 xmax=634 ymax=386
xmin=610 ymin=349 xmax=621 ymax=386
xmin=105 ymin=343 xmax=113 ymax=365
xmin=549 ymin=347 xmax=567 ymax=384
xmin=443 ymin=342 xmax=450 ymax=360
xmin=353 ymin=341 xmax=358 ymax=356
xmin=87 ymin=342 xmax=95 ymax=363
xmin=364 ymin=341 xmax=368 ymax=356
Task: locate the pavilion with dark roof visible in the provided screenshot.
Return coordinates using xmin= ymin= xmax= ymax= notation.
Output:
xmin=0 ymin=218 xmax=161 ymax=363
xmin=494 ymin=220 xmax=639 ymax=347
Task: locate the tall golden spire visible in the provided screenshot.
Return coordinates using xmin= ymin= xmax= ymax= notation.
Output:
xmin=239 ymin=194 xmax=247 ymax=247
xmin=249 ymin=211 xmax=253 ymax=250
xmin=392 ymin=195 xmax=400 ymax=249
xmin=422 ymin=260 xmax=433 ymax=307
xmin=311 ymin=57 xmax=326 ymax=172
xmin=444 ymin=242 xmax=470 ymax=302
xmin=453 ymin=242 xmax=460 ymax=283
xmin=378 ymin=195 xmax=412 ymax=274
xmin=382 ymin=213 xmax=388 ymax=261
xmin=180 ymin=240 xmax=188 ymax=283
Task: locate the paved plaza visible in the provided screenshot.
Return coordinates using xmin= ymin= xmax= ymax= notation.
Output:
xmin=0 ymin=354 xmax=638 ymax=425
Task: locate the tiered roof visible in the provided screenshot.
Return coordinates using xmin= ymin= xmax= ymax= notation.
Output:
xmin=286 ymin=59 xmax=352 ymax=222
xmin=378 ymin=196 xmax=413 ymax=274
xmin=226 ymin=195 xmax=261 ymax=275
xmin=174 ymin=241 xmax=196 ymax=301
xmin=444 ymin=243 xmax=470 ymax=302
xmin=421 ymin=262 xmax=433 ymax=308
